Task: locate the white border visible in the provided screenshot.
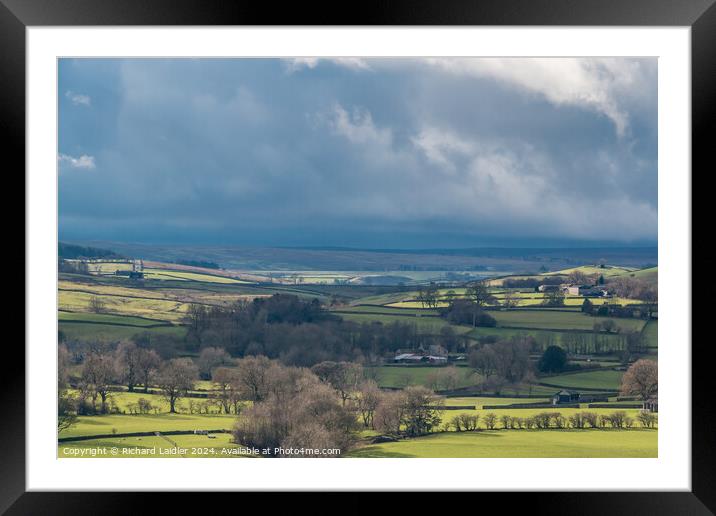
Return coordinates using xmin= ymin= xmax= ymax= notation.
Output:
xmin=27 ymin=27 xmax=690 ymax=491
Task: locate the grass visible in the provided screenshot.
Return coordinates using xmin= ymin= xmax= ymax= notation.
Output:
xmin=367 ymin=365 xmax=476 ymax=389
xmin=59 ymin=433 xmax=253 ymax=458
xmin=466 ymin=326 xmax=626 ymax=350
xmin=142 ymin=268 xmax=250 ymax=284
xmin=443 ymin=396 xmax=550 ymax=407
xmin=544 ymin=265 xmax=634 ymax=277
xmin=338 ymin=312 xmax=473 ymax=335
xmin=335 ymin=305 xmax=441 ymax=316
xmin=59 ymin=322 xmax=186 ymax=341
xmin=490 ymin=310 xmax=647 ymax=332
xmin=539 ymin=369 xmax=624 ymax=390
xmin=59 ymin=413 xmax=236 ymax=439
xmin=348 ymin=428 xmax=657 ymax=458
xmin=642 ymin=320 xmax=658 ymax=348
xmin=58 ymin=311 xmax=167 ymax=326
xmin=58 ymin=289 xmax=189 ymax=322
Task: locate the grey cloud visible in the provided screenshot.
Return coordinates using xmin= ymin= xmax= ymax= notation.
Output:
xmin=58 ymin=58 xmax=657 ymax=247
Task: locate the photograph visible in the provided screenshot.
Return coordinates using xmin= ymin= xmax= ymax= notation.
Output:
xmin=56 ymin=56 xmax=660 ymax=459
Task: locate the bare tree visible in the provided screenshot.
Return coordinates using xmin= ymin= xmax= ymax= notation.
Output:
xmin=115 ymin=341 xmax=141 ymax=392
xmin=469 ymin=345 xmax=498 ymax=381
xmin=212 ymin=366 xmax=241 ymax=414
xmin=58 ymin=390 xmax=77 ymax=432
xmin=81 ymin=351 xmax=116 ymax=414
xmin=466 ymin=281 xmax=497 ymax=307
xmin=311 ymin=361 xmax=364 ymax=406
xmin=197 ymin=346 xmax=233 ymax=380
xmin=235 ymin=355 xmax=272 ymax=402
xmin=620 ymin=359 xmax=658 ymax=401
xmin=136 ymin=347 xmax=161 ymax=393
xmin=58 ymin=344 xmax=72 ymax=389
xmin=88 ymin=295 xmax=107 ymax=314
xmin=483 ymin=412 xmax=498 ymax=430
xmin=233 ymin=370 xmax=358 ymax=457
xmin=374 ymin=390 xmax=407 ymax=435
xmin=502 ymin=291 xmax=519 ymax=308
xmin=156 ymin=358 xmax=198 ymax=413
xmin=354 ymin=380 xmax=382 ymax=428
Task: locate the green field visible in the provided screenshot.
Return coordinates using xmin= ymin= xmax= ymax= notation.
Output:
xmin=58 ymin=311 xmax=167 ymax=326
xmin=58 ymin=309 xmax=186 ymax=341
xmin=642 ymin=320 xmax=658 ymax=348
xmin=59 ymin=289 xmax=189 ymax=322
xmin=59 ymin=413 xmax=236 ymax=439
xmin=59 ymin=321 xmax=186 ymax=341
xmin=539 ymin=369 xmax=624 ymax=390
xmin=491 ymin=310 xmax=646 ymax=332
xmin=349 ymin=428 xmax=657 ymax=458
xmin=545 ymin=265 xmax=635 ymax=277
xmin=443 ymin=396 xmax=550 ymax=407
xmin=367 ymin=366 xmax=476 ymax=389
xmin=336 ymin=305 xmax=441 ymax=316
xmin=338 ymin=312 xmax=473 ymax=335
xmin=142 ymin=268 xmax=250 ymax=284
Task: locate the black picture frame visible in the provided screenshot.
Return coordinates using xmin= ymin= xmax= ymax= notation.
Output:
xmin=4 ymin=0 xmax=714 ymax=513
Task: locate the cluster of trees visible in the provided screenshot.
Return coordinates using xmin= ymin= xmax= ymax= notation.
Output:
xmin=582 ymin=299 xmax=655 ymax=320
xmin=415 ymin=284 xmax=441 ymax=308
xmin=58 ymin=258 xmax=90 ymax=275
xmin=58 ymin=242 xmax=123 ymax=260
xmin=231 ymin=360 xmax=444 ymax=456
xmin=607 ymin=276 xmax=658 ymax=303
xmin=448 ymin=410 xmax=656 ymax=431
xmin=59 ymin=341 xmax=197 ymax=417
xmin=439 ymin=281 xmax=499 ymax=326
xmin=181 ymin=294 xmax=462 ymax=366
xmin=442 ymin=299 xmax=497 ymax=327
xmin=174 ymin=259 xmax=221 ymax=269
xmin=528 ymin=331 xmax=639 ymax=356
xmin=425 ymin=366 xmax=466 ymax=391
xmin=542 ymin=289 xmax=566 ymax=307
xmin=468 ymin=337 xmax=534 ymax=392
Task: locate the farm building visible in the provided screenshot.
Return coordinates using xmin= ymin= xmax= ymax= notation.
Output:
xmin=393 ymin=353 xmax=424 ymax=363
xmin=580 ymin=286 xmax=609 ymax=297
xmin=538 ymin=284 xmax=560 ymax=292
xmin=114 ymin=270 xmax=144 ymax=279
xmin=393 ymin=352 xmax=448 ymax=365
xmin=561 ymin=284 xmax=609 ymax=296
xmin=551 ymin=389 xmax=581 ymax=405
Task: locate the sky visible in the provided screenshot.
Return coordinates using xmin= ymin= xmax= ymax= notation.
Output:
xmin=58 ymin=58 xmax=657 ymax=249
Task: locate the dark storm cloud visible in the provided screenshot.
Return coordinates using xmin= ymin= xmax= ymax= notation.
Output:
xmin=58 ymin=57 xmax=657 ymax=247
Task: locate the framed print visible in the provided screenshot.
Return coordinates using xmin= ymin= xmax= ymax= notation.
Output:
xmin=5 ymin=0 xmax=714 ymax=512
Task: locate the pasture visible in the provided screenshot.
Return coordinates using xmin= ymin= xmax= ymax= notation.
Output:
xmin=538 ymin=369 xmax=624 ymax=391
xmin=337 ymin=312 xmax=473 ymax=335
xmin=367 ymin=365 xmax=475 ymax=389
xmin=59 ymin=318 xmax=186 ymax=341
xmin=442 ymin=396 xmax=550 ymax=407
xmin=642 ymin=320 xmax=658 ymax=348
xmin=59 ymin=413 xmax=236 ymax=439
xmin=490 ymin=310 xmax=646 ymax=332
xmin=142 ymin=268 xmax=250 ymax=284
xmin=349 ymin=428 xmax=657 ymax=458
xmin=544 ymin=265 xmax=635 ymax=277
